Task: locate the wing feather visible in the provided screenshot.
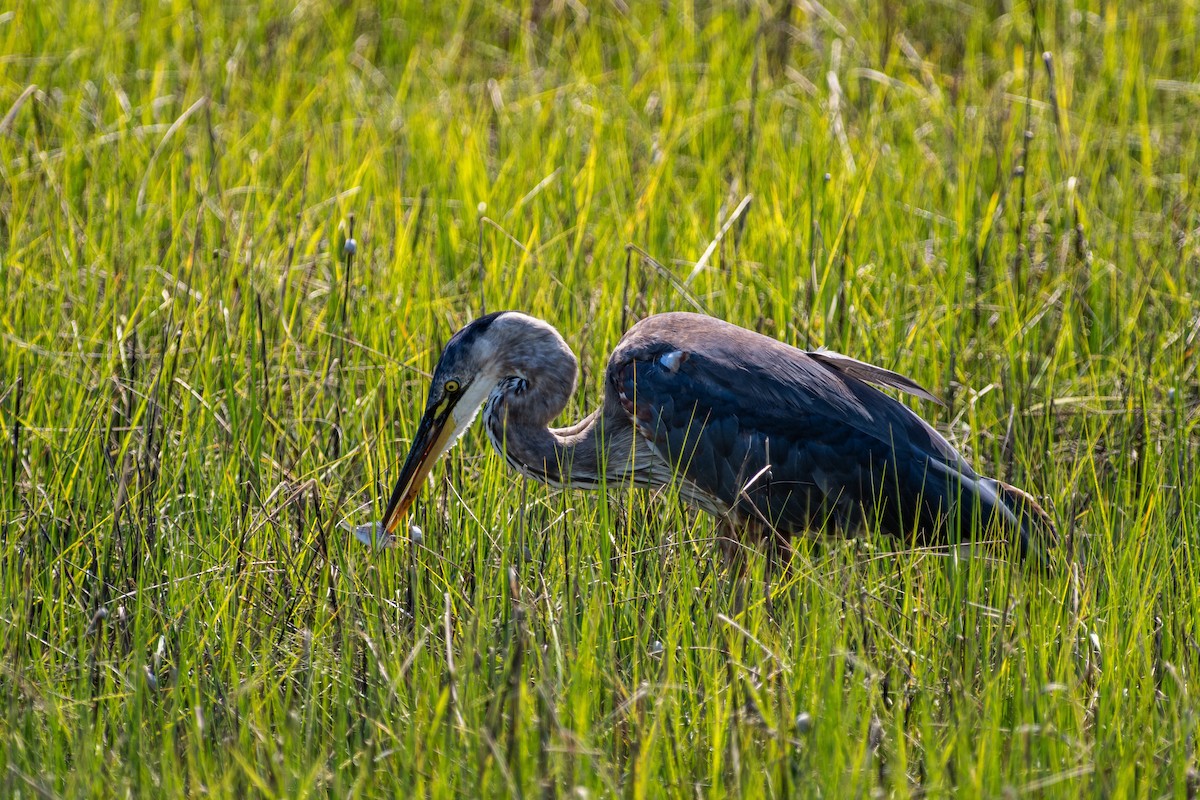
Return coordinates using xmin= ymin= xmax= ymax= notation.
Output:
xmin=808 ymin=349 xmax=945 ymax=406
xmin=606 ymin=312 xmax=978 ymax=538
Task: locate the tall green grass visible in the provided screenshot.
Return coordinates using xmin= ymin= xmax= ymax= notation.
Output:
xmin=1 ymin=0 xmax=1198 ymax=796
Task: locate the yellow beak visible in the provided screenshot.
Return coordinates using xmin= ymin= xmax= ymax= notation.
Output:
xmin=380 ymin=406 xmax=458 ymax=534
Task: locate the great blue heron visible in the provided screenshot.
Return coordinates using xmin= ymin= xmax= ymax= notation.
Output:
xmin=367 ymin=311 xmax=1055 ymax=557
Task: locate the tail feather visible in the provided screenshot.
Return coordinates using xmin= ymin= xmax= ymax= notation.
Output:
xmin=976 ymin=476 xmax=1058 ymax=561
xmin=918 ymin=459 xmax=1056 ymax=561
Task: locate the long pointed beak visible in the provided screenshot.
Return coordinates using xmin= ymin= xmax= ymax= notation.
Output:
xmin=380 ymin=405 xmax=458 ymax=535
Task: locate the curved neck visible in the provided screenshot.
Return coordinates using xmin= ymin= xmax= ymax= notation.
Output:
xmin=487 ymin=407 xmax=608 ymax=488
xmin=481 ymin=343 xmax=614 ymax=488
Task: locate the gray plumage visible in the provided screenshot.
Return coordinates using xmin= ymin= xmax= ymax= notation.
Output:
xmin=377 ymin=310 xmax=1056 ymax=558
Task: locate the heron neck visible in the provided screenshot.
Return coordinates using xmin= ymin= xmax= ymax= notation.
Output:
xmin=485 ymin=394 xmax=614 ymax=488
xmin=477 ymin=321 xmax=634 ymax=487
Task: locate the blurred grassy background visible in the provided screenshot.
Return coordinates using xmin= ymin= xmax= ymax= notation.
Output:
xmin=1 ymin=0 xmax=1199 ymax=796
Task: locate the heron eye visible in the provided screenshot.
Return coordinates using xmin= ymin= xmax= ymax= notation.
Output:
xmin=444 ymin=380 xmax=460 ymax=394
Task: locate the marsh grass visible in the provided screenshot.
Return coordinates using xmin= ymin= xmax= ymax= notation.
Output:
xmin=1 ymin=1 xmax=1199 ymax=796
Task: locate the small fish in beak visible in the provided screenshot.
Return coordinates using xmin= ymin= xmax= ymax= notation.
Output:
xmin=343 ymin=520 xmax=427 ymax=551
xmin=345 ymin=520 xmax=395 ymax=550
xmin=344 ymin=520 xmax=424 ymax=550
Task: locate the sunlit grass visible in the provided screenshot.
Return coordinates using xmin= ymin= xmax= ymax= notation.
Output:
xmin=1 ymin=0 xmax=1199 ymax=796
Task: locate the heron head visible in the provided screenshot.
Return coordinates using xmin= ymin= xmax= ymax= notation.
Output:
xmin=378 ymin=311 xmax=572 ymax=535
